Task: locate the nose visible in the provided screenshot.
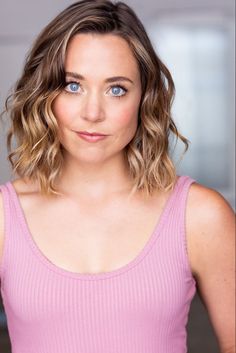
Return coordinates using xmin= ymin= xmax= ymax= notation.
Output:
xmin=80 ymin=91 xmax=105 ymax=123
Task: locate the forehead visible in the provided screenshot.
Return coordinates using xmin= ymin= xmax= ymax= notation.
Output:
xmin=64 ymin=33 xmax=139 ymax=77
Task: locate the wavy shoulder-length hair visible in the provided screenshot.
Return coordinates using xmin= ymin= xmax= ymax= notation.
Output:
xmin=2 ymin=0 xmax=189 ymax=196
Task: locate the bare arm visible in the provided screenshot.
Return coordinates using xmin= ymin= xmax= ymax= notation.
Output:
xmin=187 ymin=183 xmax=235 ymax=353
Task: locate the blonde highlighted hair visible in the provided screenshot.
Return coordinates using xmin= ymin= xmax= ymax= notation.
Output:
xmin=1 ymin=0 xmax=189 ymax=196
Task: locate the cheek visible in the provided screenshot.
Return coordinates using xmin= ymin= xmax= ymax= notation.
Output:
xmin=52 ymin=96 xmax=73 ymax=125
xmin=115 ymin=91 xmax=141 ymax=129
xmin=114 ymin=105 xmax=139 ymax=129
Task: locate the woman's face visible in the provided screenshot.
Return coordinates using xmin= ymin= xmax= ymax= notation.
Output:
xmin=53 ymin=33 xmax=142 ymax=164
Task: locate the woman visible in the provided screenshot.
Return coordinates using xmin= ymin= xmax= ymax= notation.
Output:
xmin=0 ymin=1 xmax=235 ymax=352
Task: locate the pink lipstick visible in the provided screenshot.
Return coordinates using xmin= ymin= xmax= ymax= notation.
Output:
xmin=76 ymin=131 xmax=108 ymax=142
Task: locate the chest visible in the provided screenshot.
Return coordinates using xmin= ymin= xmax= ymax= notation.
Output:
xmin=19 ymin=193 xmax=168 ymax=274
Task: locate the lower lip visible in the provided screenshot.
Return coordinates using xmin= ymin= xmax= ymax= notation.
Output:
xmin=76 ymin=132 xmax=108 ymax=142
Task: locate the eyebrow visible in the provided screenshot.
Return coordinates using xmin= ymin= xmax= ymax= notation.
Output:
xmin=65 ymin=71 xmax=134 ymax=84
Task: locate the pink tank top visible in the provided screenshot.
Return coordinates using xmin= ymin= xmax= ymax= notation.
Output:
xmin=0 ymin=175 xmax=196 ymax=353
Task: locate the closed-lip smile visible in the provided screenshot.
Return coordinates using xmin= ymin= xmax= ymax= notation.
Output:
xmin=77 ymin=131 xmax=107 ymax=136
xmin=75 ymin=131 xmax=108 ymax=143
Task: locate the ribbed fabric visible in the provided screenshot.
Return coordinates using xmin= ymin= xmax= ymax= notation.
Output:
xmin=0 ymin=175 xmax=196 ymax=353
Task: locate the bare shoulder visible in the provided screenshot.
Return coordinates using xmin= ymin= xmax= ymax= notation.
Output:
xmin=186 ymin=182 xmax=235 ymax=351
xmin=187 ymin=182 xmax=235 ymax=230
xmin=186 ymin=181 xmax=235 ymax=275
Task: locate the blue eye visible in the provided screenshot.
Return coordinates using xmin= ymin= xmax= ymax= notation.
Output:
xmin=65 ymin=82 xmax=80 ymax=93
xmin=110 ymin=86 xmax=127 ymax=97
xmin=64 ymin=82 xmax=127 ymax=97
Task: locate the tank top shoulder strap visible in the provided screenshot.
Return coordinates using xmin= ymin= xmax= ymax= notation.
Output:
xmin=175 ymin=175 xmax=196 ymax=202
xmin=0 ymin=181 xmax=21 ymax=282
xmin=0 ymin=181 xmax=21 ymax=229
xmin=170 ymin=174 xmax=196 ymax=230
xmin=0 ymin=182 xmax=11 ymax=233
xmin=163 ymin=175 xmax=196 ymax=217
xmin=166 ymin=175 xmax=197 ymax=276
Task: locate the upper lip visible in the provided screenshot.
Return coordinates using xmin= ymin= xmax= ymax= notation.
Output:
xmin=77 ymin=131 xmax=107 ymax=136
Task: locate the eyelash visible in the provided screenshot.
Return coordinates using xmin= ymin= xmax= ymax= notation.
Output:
xmin=63 ymin=81 xmax=128 ymax=99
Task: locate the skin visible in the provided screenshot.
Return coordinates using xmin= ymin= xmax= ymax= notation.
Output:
xmin=52 ymin=33 xmax=142 ymax=200
xmin=0 ymin=33 xmax=235 ymax=352
xmin=186 ymin=185 xmax=235 ymax=353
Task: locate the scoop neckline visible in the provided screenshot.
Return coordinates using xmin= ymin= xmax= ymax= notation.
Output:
xmin=6 ymin=175 xmax=184 ymax=280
